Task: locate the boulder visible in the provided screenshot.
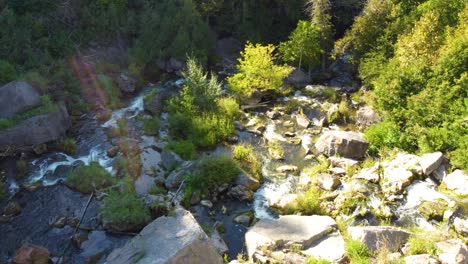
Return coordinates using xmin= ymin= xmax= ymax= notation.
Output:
xmin=0 ymin=103 xmax=71 ymax=153
xmin=235 ymin=170 xmax=260 ymax=191
xmin=143 ymin=89 xmax=178 ymax=116
xmin=453 ymin=217 xmax=468 ymax=237
xmin=80 ymin=231 xmax=113 ymax=264
xmin=0 ymin=81 xmax=40 ymax=118
xmin=381 ymin=153 xmax=421 ymax=194
xmin=436 ymin=239 xmax=468 ymax=264
xmin=165 ymin=161 xmax=195 ymax=190
xmin=357 ymin=106 xmax=379 ymax=127
xmin=419 ymin=152 xmax=444 ymax=176
xmin=315 ymin=131 xmax=369 ymax=160
xmin=116 ymin=73 xmax=136 ymax=94
xmin=405 ymin=254 xmax=440 ymax=264
xmin=210 ymin=229 xmax=229 ymax=255
xmin=286 ymin=68 xmax=310 ymax=88
xmin=160 ymin=149 xmax=183 ymax=170
xmin=11 ymin=244 xmax=50 ymax=264
xmin=328 ymin=156 xmax=359 ymax=169
xmin=296 ymin=113 xmax=311 ymax=128
xmin=200 ymin=200 xmax=213 ymax=208
xmin=348 ymin=226 xmax=410 ymax=252
xmin=315 ymin=173 xmax=341 ymax=191
xmin=443 ymin=170 xmax=468 ymax=196
xmin=227 ymin=185 xmax=253 ymax=202
xmin=135 ymin=174 xmax=156 ymax=197
xmin=3 ymin=201 xmax=22 ymax=216
xmin=354 ymin=163 xmax=380 ymax=183
xmin=234 ymin=214 xmax=253 ymax=227
xmin=106 ymin=208 xmax=222 ymax=264
xmin=301 ymin=231 xmax=346 ymax=263
xmin=245 ymin=215 xmax=336 ymax=259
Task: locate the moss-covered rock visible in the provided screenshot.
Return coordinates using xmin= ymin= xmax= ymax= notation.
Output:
xmin=418 ymin=199 xmax=449 ymax=221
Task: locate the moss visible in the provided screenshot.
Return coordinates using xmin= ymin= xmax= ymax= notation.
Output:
xmin=418 ymin=199 xmax=448 ymax=221
xmin=322 ymin=88 xmax=339 ymax=103
xmin=405 ymin=228 xmax=444 ymax=256
xmin=66 ymin=162 xmax=116 ymax=193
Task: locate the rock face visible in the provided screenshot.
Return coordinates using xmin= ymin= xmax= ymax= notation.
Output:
xmin=245 ymin=215 xmax=337 ymax=259
xmin=443 ymin=170 xmax=468 ymax=196
xmin=348 ymin=226 xmax=410 ymax=252
xmin=0 ymin=103 xmax=71 ymax=152
xmin=436 ymin=239 xmax=468 ymax=264
xmin=0 ymin=81 xmax=40 ymax=118
xmin=11 ymin=244 xmax=50 ymax=264
xmin=315 ymin=131 xmax=369 ymax=159
xmin=106 ymin=208 xmax=222 ymax=264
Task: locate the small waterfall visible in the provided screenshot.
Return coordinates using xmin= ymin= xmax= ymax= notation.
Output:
xmin=263 ymin=122 xmax=286 ymax=142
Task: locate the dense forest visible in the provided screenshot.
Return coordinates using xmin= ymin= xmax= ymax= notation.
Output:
xmin=0 ymin=0 xmax=467 ymax=263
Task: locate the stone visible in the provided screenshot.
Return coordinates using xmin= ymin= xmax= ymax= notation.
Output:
xmin=235 ymin=170 xmax=260 ymax=191
xmin=443 ymin=170 xmax=468 ymax=196
xmin=53 ymin=216 xmax=67 ymax=228
xmin=266 ymin=110 xmax=280 ymax=119
xmin=72 ymin=231 xmax=89 ymax=248
xmin=116 ymin=73 xmax=136 ymax=94
xmin=296 ymin=113 xmax=311 ymax=128
xmin=0 ymin=81 xmax=40 ymax=118
xmin=301 ymin=231 xmax=346 ymax=263
xmin=381 ymin=153 xmax=421 ymax=194
xmin=233 ymin=121 xmax=245 ymax=131
xmin=140 ymin=147 xmax=161 ymax=176
xmin=354 ymin=163 xmax=380 ymax=183
xmin=106 ymin=208 xmax=222 ymax=264
xmin=135 ymin=174 xmax=156 ymax=197
xmin=210 ymin=229 xmax=229 ymax=255
xmin=160 ymin=149 xmax=183 ymax=170
xmin=304 ymin=85 xmax=327 ymax=96
xmin=328 ymin=156 xmax=359 ymax=169
xmin=316 ymin=173 xmax=341 ymax=191
xmin=228 ymin=185 xmax=253 ymax=202
xmin=348 ymin=226 xmax=410 ymax=252
xmin=436 ymin=239 xmax=468 ymax=264
xmin=420 ymin=152 xmax=444 ymax=176
xmin=165 ymin=161 xmax=195 ymax=190
xmin=245 ymin=215 xmax=337 ymax=259
xmin=107 ymin=146 xmax=119 ymax=158
xmin=11 ymin=244 xmax=50 ymax=264
xmin=3 ymin=201 xmax=22 ymax=216
xmin=144 ymin=89 xmax=179 ymax=116
xmin=453 ymin=217 xmax=468 ymax=237
xmin=200 ymin=200 xmax=213 ymax=208
xmin=271 ymin=194 xmax=297 ymax=212
xmin=0 ymin=103 xmax=71 ymax=153
xmin=315 ymin=131 xmax=369 ymax=160
xmin=276 ymin=165 xmax=298 ymax=173
xmin=431 ymin=163 xmax=447 ymax=181
xmin=405 ymin=254 xmax=440 ymax=264
xmin=284 ymin=132 xmax=296 ymax=137
xmin=286 ymin=68 xmax=310 ymax=88
xmin=80 ymin=231 xmax=113 ymax=264
xmin=234 ymin=213 xmax=253 ymax=227
xmin=357 ymin=106 xmax=379 ymax=127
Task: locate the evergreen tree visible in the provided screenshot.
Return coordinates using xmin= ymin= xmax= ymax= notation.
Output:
xmin=307 ymin=0 xmax=333 ymax=70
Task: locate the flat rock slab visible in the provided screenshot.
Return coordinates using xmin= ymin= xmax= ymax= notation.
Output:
xmin=302 ymin=231 xmax=345 ymax=262
xmin=419 ymin=152 xmax=444 ymax=176
xmin=245 ymin=215 xmax=336 ymax=259
xmin=315 ymin=131 xmax=368 ymax=159
xmin=106 ymin=208 xmax=222 ymax=264
xmin=405 ymin=254 xmax=440 ymax=264
xmin=443 ymin=170 xmax=468 ymax=196
xmin=80 ymin=231 xmax=113 ymax=263
xmin=348 ymin=226 xmax=410 ymax=252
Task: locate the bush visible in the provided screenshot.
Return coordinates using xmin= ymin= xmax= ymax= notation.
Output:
xmin=56 ymin=137 xmax=77 ymax=154
xmin=115 ymin=156 xmax=141 ymax=179
xmin=406 ymin=229 xmax=440 ymax=255
xmin=0 ymin=60 xmax=16 ymax=85
xmin=98 ymin=75 xmax=123 ymax=109
xmin=217 ymin=97 xmax=240 ymax=119
xmin=100 ymin=190 xmax=151 ymax=230
xmin=185 ymin=156 xmax=240 ymax=197
xmin=284 ymin=187 xmax=323 ymax=215
xmin=23 ymin=71 xmax=48 ymax=93
xmin=233 ymin=144 xmax=262 ymax=180
xmin=364 ymin=121 xmax=401 ymax=156
xmin=168 ymin=140 xmax=196 ymax=160
xmin=66 ymin=162 xmax=115 ymax=193
xmin=149 ymin=185 xmax=167 ymax=195
xmin=190 ymin=114 xmax=235 ymax=148
xmin=345 ymin=239 xmax=372 ymax=264
xmin=143 ymin=117 xmax=160 ymax=136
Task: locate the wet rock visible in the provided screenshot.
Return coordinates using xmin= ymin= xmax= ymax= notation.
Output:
xmin=405 ymin=254 xmax=440 ymax=264
xmin=315 ymin=131 xmax=368 ymax=160
xmin=276 ymin=165 xmax=298 ymax=173
xmin=0 ymin=81 xmax=40 ymax=118
xmin=316 ymin=173 xmax=341 ymax=191
xmin=227 ymin=136 xmax=239 ymax=144
xmin=200 ymin=200 xmax=213 ymax=208
xmin=443 ymin=170 xmax=468 ymax=196
xmin=106 ymin=208 xmax=222 ymax=264
xmin=357 ymin=106 xmax=379 ymax=127
xmin=348 ymin=226 xmax=410 ymax=252
xmin=165 ymin=161 xmax=195 ymax=190
xmin=210 ymin=229 xmax=229 ymax=255
xmin=228 ymin=185 xmax=253 ymax=202
xmin=328 ymin=156 xmax=359 ymax=169
xmin=418 ymin=199 xmax=449 ymax=221
xmin=233 ymin=121 xmax=245 ymax=131
xmin=245 ymin=215 xmax=337 ymax=259
xmin=11 ymin=244 xmax=50 ymax=264
xmin=302 ymin=231 xmax=346 ymax=263
xmin=160 ymin=149 xmax=183 ymax=170
xmin=234 ymin=211 xmax=253 ymax=227
xmin=436 ymin=239 xmax=468 ymax=264
xmin=72 ymin=231 xmax=89 ymax=248
xmin=296 ymin=113 xmax=311 ymax=128
xmin=3 ymin=201 xmax=22 ymax=216
xmin=453 ymin=217 xmax=468 ymax=237
xmin=235 ymin=170 xmax=260 ymax=191
xmin=420 ymin=152 xmax=444 ymax=176
xmin=81 ymin=231 xmax=114 ymax=264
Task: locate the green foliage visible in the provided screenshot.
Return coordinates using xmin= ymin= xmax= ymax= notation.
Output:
xmin=345 ymin=239 xmax=372 ymax=264
xmin=185 ymin=156 xmax=239 ymax=198
xmin=168 ymin=140 xmax=196 ymax=160
xmin=322 ymin=87 xmax=339 ymax=103
xmin=149 ymin=185 xmax=167 ymax=195
xmin=143 ymin=117 xmax=160 ymax=136
xmin=279 ymin=20 xmax=321 ymax=70
xmin=0 ymin=60 xmax=16 ymax=85
xmin=364 ymin=121 xmax=401 ymax=156
xmin=98 ymin=75 xmax=124 ymax=110
xmin=217 ymin=97 xmax=240 ymax=119
xmin=66 ymin=162 xmax=115 ymax=193
xmin=307 ymin=0 xmax=334 ymax=69
xmin=307 ymin=257 xmax=331 ymax=264
xmin=232 ymin=144 xmax=262 ymax=180
xmin=56 ymin=137 xmax=78 ymax=155
xmin=100 ymin=190 xmax=151 ymax=228
xmin=227 ymin=42 xmax=293 ymax=99
xmin=406 ymin=229 xmax=440 ymax=255
xmin=283 ymin=187 xmax=323 ymax=215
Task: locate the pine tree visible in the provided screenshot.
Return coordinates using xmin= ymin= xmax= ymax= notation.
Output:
xmin=306 ymin=0 xmax=333 ymax=70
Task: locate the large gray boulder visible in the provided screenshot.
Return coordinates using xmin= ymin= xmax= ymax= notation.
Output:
xmin=0 ymin=103 xmax=71 ymax=152
xmin=106 ymin=208 xmax=223 ymax=264
xmin=443 ymin=170 xmax=468 ymax=196
xmin=348 ymin=226 xmax=410 ymax=252
xmin=0 ymin=81 xmax=41 ymax=118
xmin=315 ymin=131 xmax=369 ymax=159
xmin=245 ymin=215 xmax=337 ymax=260
xmin=436 ymin=239 xmax=468 ymax=264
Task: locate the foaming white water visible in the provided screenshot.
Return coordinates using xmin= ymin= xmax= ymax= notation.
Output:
xmin=264 ymin=122 xmax=286 ymax=142
xmin=400 ymin=180 xmax=450 ymax=211
xmin=102 ymin=94 xmax=145 ymax=128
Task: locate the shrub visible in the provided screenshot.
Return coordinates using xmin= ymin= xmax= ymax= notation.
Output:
xmin=189 ymin=114 xmax=235 ymax=149
xmin=149 ymin=185 xmax=167 ymax=195
xmin=285 ymin=187 xmax=323 ymax=215
xmin=405 ymin=228 xmax=441 ymax=255
xmin=115 ymin=156 xmax=141 ymax=179
xmin=345 ymin=239 xmax=372 ymax=264
xmin=0 ymin=60 xmax=16 ymax=85
xmin=143 ymin=117 xmax=160 ymax=136
xmin=167 ymin=140 xmax=196 ymax=160
xmin=233 ymin=144 xmax=262 ymax=180
xmin=98 ymin=75 xmax=124 ymax=109
xmin=364 ymin=121 xmax=401 ymax=156
xmin=66 ymin=162 xmax=115 ymax=193
xmin=217 ymin=97 xmax=240 ymax=119
xmin=307 ymin=257 xmax=331 ymax=264
xmin=56 ymin=137 xmax=77 ymax=154
xmin=100 ymin=190 xmax=151 ymax=229
xmin=185 ymin=156 xmax=240 ymax=197
xmin=23 ymin=71 xmax=48 ymax=93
